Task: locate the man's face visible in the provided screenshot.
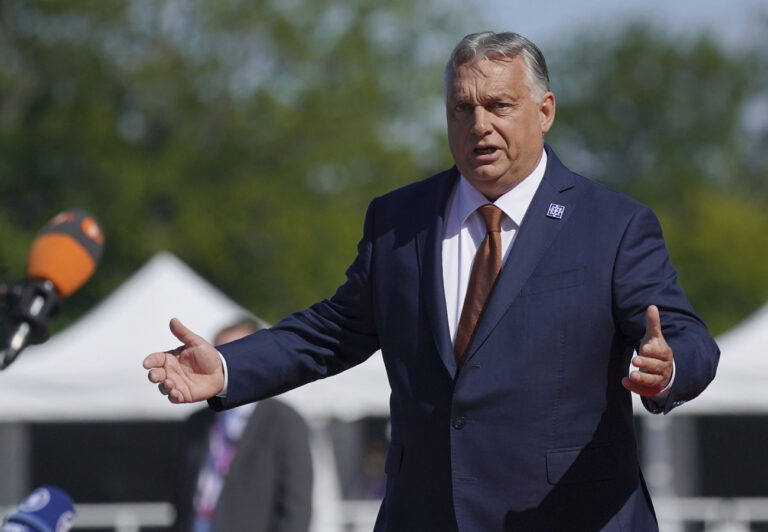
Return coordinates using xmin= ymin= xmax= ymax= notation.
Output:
xmin=446 ymin=56 xmax=555 ymax=200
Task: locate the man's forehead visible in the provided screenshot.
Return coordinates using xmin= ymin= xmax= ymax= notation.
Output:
xmin=458 ymin=55 xmax=519 ymax=71
xmin=448 ymin=57 xmax=525 ymax=95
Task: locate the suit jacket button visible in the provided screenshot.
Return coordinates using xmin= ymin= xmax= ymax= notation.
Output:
xmin=452 ymin=416 xmax=466 ymax=430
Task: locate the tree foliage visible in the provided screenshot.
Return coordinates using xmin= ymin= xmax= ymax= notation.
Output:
xmin=0 ymin=6 xmax=764 ymax=337
xmin=0 ymin=0 xmax=463 ymax=326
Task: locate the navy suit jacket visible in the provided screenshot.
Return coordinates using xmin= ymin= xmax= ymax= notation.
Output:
xmin=212 ymin=146 xmax=719 ymax=531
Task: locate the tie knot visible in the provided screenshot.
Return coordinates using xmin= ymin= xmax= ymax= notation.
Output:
xmin=478 ymin=204 xmax=503 ymax=233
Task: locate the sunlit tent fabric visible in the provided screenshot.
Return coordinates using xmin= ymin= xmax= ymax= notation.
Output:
xmin=630 ymin=300 xmax=768 ymax=416
xmin=675 ymin=301 xmax=768 ymax=415
xmin=0 ymin=252 xmax=246 ymax=421
xmin=0 ymin=252 xmax=390 ymax=423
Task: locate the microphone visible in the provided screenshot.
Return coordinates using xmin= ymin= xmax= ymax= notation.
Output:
xmin=1 ymin=485 xmax=76 ymax=532
xmin=0 ymin=210 xmax=104 ymax=370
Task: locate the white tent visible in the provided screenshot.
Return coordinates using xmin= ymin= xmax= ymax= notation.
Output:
xmin=669 ymin=301 xmax=768 ymax=415
xmin=0 ymin=252 xmax=390 ymax=531
xmin=0 ymin=251 xmax=391 ymax=423
xmin=0 ymin=252 xmax=250 ymax=421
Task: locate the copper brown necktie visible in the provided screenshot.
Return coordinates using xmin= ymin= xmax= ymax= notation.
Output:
xmin=454 ymin=204 xmax=504 ymax=367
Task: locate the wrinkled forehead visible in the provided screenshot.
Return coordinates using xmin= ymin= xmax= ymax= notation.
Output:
xmin=458 ymin=56 xmax=519 ymax=74
xmin=449 ymin=51 xmax=519 ymax=76
xmin=446 ymin=57 xmax=527 ymax=98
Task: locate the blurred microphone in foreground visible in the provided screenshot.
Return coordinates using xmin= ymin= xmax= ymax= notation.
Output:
xmin=1 ymin=485 xmax=76 ymax=532
xmin=0 ymin=210 xmax=104 ymax=370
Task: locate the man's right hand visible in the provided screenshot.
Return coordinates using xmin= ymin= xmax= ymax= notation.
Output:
xmin=143 ymin=318 xmax=225 ymax=404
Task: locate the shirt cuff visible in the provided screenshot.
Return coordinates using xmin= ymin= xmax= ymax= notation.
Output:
xmin=216 ymin=351 xmax=228 ymax=398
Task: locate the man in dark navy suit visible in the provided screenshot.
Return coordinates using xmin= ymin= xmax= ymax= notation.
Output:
xmin=145 ymin=31 xmax=719 ymax=531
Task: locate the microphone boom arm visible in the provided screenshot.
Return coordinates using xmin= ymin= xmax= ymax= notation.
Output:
xmin=1 ymin=279 xmax=60 ymax=370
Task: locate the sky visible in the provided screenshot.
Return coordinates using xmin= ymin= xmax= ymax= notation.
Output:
xmin=479 ymin=0 xmax=767 ymax=49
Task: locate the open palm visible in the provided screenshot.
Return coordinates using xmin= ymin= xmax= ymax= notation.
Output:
xmin=143 ymin=318 xmax=224 ymax=403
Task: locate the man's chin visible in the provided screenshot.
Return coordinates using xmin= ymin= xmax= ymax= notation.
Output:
xmin=462 ymin=174 xmax=503 ymax=198
xmin=463 ymin=168 xmax=502 ymax=187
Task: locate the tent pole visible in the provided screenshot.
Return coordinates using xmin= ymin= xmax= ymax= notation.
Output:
xmin=0 ymin=422 xmax=31 ymax=505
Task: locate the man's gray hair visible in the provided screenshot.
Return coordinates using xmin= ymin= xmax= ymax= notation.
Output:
xmin=444 ymin=31 xmax=551 ymax=102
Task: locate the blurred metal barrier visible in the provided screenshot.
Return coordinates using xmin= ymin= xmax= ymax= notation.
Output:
xmin=1 ymin=502 xmax=174 ymax=532
xmin=655 ymin=497 xmax=768 ymax=532
xmin=74 ymin=502 xmax=175 ymax=531
xmin=4 ymin=498 xmax=768 ymax=531
xmin=334 ymin=498 xmax=768 ymax=532
xmin=337 ymin=500 xmax=380 ymax=531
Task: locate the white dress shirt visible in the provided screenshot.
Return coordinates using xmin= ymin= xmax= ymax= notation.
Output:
xmin=442 ymin=150 xmax=547 ymax=343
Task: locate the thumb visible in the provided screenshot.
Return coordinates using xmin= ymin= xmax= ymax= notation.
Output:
xmin=169 ymin=318 xmax=205 ymax=347
xmin=644 ymin=305 xmax=663 ymax=340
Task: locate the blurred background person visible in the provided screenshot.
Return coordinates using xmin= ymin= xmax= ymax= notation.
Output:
xmin=175 ymin=319 xmax=313 ymax=532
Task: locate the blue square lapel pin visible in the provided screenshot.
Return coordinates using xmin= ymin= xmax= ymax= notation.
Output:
xmin=546 ymin=203 xmax=565 ymax=219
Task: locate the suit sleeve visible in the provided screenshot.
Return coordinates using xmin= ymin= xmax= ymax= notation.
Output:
xmin=211 ymin=199 xmax=382 ymax=409
xmin=612 ymin=205 xmax=720 ymax=414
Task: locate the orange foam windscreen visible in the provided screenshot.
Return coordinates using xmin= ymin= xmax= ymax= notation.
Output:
xmin=25 ymin=210 xmax=104 ymax=297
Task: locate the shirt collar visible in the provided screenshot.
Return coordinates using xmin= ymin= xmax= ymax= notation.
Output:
xmin=455 ymin=148 xmax=548 ymax=227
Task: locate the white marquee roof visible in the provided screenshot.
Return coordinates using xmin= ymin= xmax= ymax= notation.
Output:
xmin=671 ymin=301 xmax=768 ymax=415
xmin=0 ymin=252 xmax=390 ymax=423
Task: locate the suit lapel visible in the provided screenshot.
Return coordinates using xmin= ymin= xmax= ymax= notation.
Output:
xmin=463 ymin=148 xmax=577 ymax=364
xmin=416 ymin=168 xmax=459 ymax=377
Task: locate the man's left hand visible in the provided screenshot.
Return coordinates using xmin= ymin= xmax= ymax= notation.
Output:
xmin=621 ymin=305 xmax=674 ymax=397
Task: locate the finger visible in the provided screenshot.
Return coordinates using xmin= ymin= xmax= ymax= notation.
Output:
xmin=622 ymin=376 xmax=663 ymax=397
xmin=169 ymin=388 xmax=184 ymax=404
xmin=169 ymin=318 xmax=205 ymax=347
xmin=158 ymin=379 xmax=174 ymax=396
xmin=147 ymin=368 xmax=166 ymax=384
xmin=640 ymin=342 xmax=672 ymax=363
xmin=627 ymin=369 xmax=661 ymax=387
xmin=632 ymin=355 xmax=670 ymax=375
xmin=142 ymin=352 xmax=167 ymax=370
xmin=645 ymin=305 xmax=663 ymax=340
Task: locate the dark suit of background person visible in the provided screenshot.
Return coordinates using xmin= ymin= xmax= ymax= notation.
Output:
xmin=176 ymin=322 xmax=313 ymax=532
xmin=145 ymin=32 xmax=720 ymax=531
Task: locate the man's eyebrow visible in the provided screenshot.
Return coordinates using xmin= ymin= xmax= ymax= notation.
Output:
xmin=449 ymin=91 xmax=517 ymax=102
xmin=481 ymin=92 xmax=518 ymax=103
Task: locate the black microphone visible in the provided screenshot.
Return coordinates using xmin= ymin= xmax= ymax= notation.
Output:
xmin=1 ymin=485 xmax=76 ymax=532
xmin=0 ymin=210 xmax=104 ymax=370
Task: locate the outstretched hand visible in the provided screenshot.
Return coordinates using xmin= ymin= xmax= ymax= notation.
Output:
xmin=143 ymin=318 xmax=225 ymax=404
xmin=622 ymin=305 xmax=674 ymax=397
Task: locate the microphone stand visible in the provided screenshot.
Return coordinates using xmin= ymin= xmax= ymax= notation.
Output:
xmin=0 ymin=279 xmax=60 ymax=370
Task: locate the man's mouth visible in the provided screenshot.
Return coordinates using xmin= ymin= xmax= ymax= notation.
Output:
xmin=474 ymin=147 xmax=497 ymax=155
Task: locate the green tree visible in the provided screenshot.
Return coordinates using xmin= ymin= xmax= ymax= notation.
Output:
xmin=656 ymin=185 xmax=768 ymax=334
xmin=0 ymin=0 xmax=469 ymax=326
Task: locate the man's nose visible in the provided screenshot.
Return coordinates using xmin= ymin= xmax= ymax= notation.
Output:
xmin=470 ymin=106 xmax=492 ymax=136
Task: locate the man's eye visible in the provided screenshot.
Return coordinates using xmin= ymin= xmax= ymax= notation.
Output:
xmin=453 ymin=104 xmax=468 ymax=113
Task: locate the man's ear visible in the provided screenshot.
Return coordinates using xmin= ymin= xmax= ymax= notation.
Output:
xmin=539 ymin=92 xmax=556 ymax=134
